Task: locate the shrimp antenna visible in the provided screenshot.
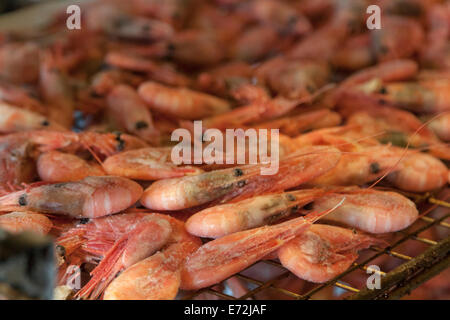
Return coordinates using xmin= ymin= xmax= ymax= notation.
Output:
xmin=368 ymin=111 xmax=438 ymax=189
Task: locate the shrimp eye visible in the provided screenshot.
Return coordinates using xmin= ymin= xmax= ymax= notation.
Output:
xmin=18 ymin=194 xmax=27 ymax=206
xmin=370 ymin=162 xmax=381 ymax=174
xmin=79 ymin=218 xmax=90 ymax=225
xmin=41 ymin=120 xmax=50 ymax=127
xmin=233 ymin=168 xmax=244 ymax=177
xmin=287 ymin=194 xmax=296 ymax=201
xmin=379 ymin=87 xmax=387 ymax=94
xmin=135 ymin=121 xmax=149 ymax=130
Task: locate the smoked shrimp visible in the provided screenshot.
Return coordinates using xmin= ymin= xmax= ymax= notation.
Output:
xmin=312 ymin=188 xmax=419 ymax=233
xmin=141 ymin=146 xmax=341 ymax=211
xmin=0 ymin=211 xmax=53 ymax=235
xmin=57 ymin=212 xmax=174 ymax=299
xmin=103 ymin=147 xmax=203 ymax=181
xmin=0 ymin=102 xmax=65 ymax=133
xmin=0 ymin=176 xmax=143 ymax=218
xmin=278 ymin=224 xmax=384 ymax=283
xmin=106 ymin=85 xmax=159 ymax=144
xmin=426 ymin=113 xmax=450 ymax=142
xmin=138 ymin=81 xmax=231 ymax=120
xmin=387 ymin=152 xmax=448 ymax=192
xmin=103 ymin=214 xmax=201 ymax=300
xmin=37 ymin=151 xmax=105 ymax=182
xmin=75 ymin=215 xmax=172 ymax=299
xmin=186 ymin=189 xmax=327 ymax=238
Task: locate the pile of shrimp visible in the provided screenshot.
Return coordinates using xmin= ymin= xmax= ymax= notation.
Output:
xmin=0 ymin=0 xmax=449 ymax=300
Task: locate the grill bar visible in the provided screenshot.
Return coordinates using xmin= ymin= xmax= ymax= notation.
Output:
xmin=348 ymin=236 xmax=450 ymax=300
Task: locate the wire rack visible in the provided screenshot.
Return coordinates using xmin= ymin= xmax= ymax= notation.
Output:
xmin=181 ymin=190 xmax=450 ymax=300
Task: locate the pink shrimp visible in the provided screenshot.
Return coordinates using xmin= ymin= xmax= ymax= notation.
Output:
xmin=57 ymin=212 xmax=173 ymax=299
xmin=229 ymin=25 xmax=285 ymax=63
xmin=196 ymin=61 xmax=254 ymax=98
xmin=264 ymin=60 xmax=331 ymax=100
xmin=76 ymin=215 xmax=172 ymax=299
xmin=180 ymin=209 xmax=333 ymax=290
xmin=0 ymin=176 xmax=143 ymax=218
xmin=103 ymin=214 xmax=201 ymax=300
xmin=371 ymin=16 xmax=424 ymax=62
xmin=103 ymin=147 xmax=203 ymax=181
xmin=420 ymin=3 xmax=450 ymax=68
xmin=202 ymin=96 xmax=300 ymax=130
xmin=253 ymin=109 xmax=342 ymax=137
xmin=0 ymin=211 xmax=53 ymax=235
xmin=306 ymin=144 xmax=407 ymax=187
xmin=312 ymin=188 xmax=419 ymax=233
xmin=278 ymin=224 xmax=384 ymax=283
xmin=332 ymin=34 xmax=373 ymax=71
xmin=106 ymin=85 xmax=160 ymax=144
xmin=386 ymin=152 xmax=448 ymax=192
xmin=186 ymin=189 xmax=327 ymax=238
xmin=426 ymin=113 xmax=450 ymax=142
xmin=340 ymin=59 xmax=419 ymax=88
xmin=0 ymin=130 xmax=136 ymax=188
xmin=0 ymin=102 xmax=65 ymax=133
xmin=141 ymin=146 xmax=341 ymax=211
xmin=339 ymin=99 xmax=450 ymax=160
xmin=90 ymin=69 xmax=145 ymax=96
xmin=37 ymin=151 xmax=105 ymax=182
xmin=138 ymin=81 xmax=231 ymax=120
xmin=382 ymin=79 xmax=450 ymax=113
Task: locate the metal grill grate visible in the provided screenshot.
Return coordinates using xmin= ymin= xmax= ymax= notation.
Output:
xmin=181 ymin=190 xmax=450 ymax=300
